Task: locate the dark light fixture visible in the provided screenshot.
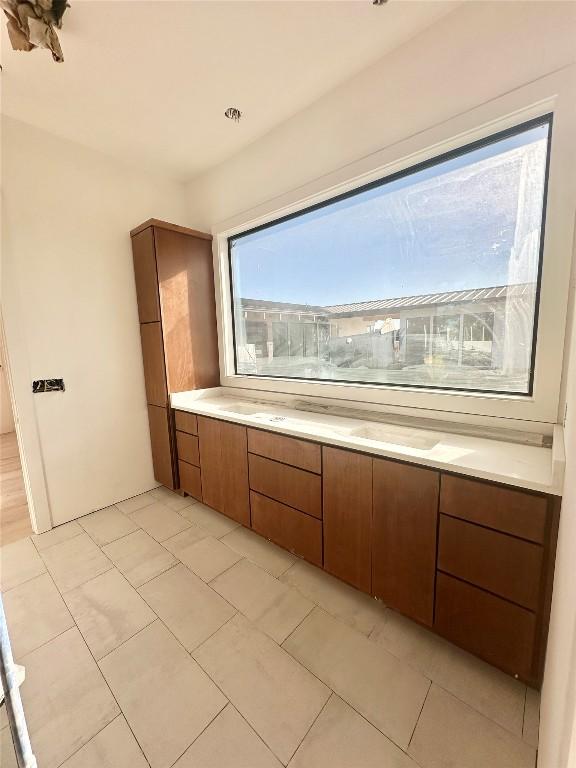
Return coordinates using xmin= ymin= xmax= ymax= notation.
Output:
xmin=224 ymin=107 xmax=242 ymax=123
xmin=372 ymin=0 xmax=388 ymax=4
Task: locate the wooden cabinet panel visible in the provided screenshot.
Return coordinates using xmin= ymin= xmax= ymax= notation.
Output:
xmin=438 ymin=515 xmax=543 ymax=611
xmin=372 ymin=459 xmax=439 ymax=626
xmin=248 ymin=454 xmax=322 ymax=518
xmin=132 ymin=228 xmax=160 ymax=323
xmin=247 ymin=429 xmax=321 ymax=474
xmin=251 ymin=492 xmax=322 ymax=567
xmin=435 ymin=572 xmax=537 ymax=682
xmin=155 ymin=228 xmax=220 ymax=393
xmin=140 ymin=322 xmax=167 ymax=407
xmin=178 ymin=461 xmax=202 ymax=501
xmin=147 ymin=405 xmax=174 ymax=489
xmin=440 ymin=475 xmax=547 ymax=544
xmin=198 ymin=416 xmax=250 ymax=526
xmin=174 ymin=410 xmax=198 ymax=435
xmin=323 ymin=447 xmax=372 ymax=592
xmin=176 ymin=431 xmax=200 ymax=468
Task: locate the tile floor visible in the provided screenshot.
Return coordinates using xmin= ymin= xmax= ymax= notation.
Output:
xmin=0 ymin=487 xmax=540 ymax=768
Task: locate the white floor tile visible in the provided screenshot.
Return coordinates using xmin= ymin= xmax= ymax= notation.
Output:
xmin=99 ymin=621 xmax=226 ymax=768
xmin=220 ymin=527 xmax=296 ymax=577
xmin=32 ymin=521 xmax=83 ymax=551
xmin=78 ymin=506 xmax=138 ymax=546
xmin=178 ymin=502 xmax=240 ymax=537
xmin=212 ymin=559 xmax=313 ymax=643
xmin=409 ymin=685 xmax=536 ymax=768
xmin=173 ymin=705 xmax=282 ymax=768
xmin=3 ymin=572 xmax=74 ymax=658
xmin=289 ymin=695 xmax=420 ymax=768
xmin=138 ymin=564 xmax=235 ymax=651
xmin=59 ymin=716 xmax=149 ymax=768
xmin=194 ymin=614 xmax=330 ymax=764
xmin=370 ymin=608 xmax=526 ymax=735
xmin=129 ymin=501 xmax=191 ymax=542
xmin=281 ymin=560 xmax=386 ymax=635
xmin=0 ymin=538 xmax=46 ymax=592
xmin=64 ymin=568 xmax=156 ymax=659
xmin=102 ymin=530 xmax=176 ymax=587
xmin=40 ymin=533 xmax=113 ymax=593
xmin=115 ymin=492 xmax=156 ymax=515
xmin=283 ymin=608 xmax=430 ymax=750
xmin=20 ymin=628 xmax=120 ymax=768
xmin=523 ymin=688 xmax=540 ymax=748
xmin=175 ymin=535 xmax=242 ymax=581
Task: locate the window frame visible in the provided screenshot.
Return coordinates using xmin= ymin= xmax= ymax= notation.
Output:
xmin=212 ymin=76 xmax=576 ymax=428
xmin=227 ymin=113 xmax=552 ymax=398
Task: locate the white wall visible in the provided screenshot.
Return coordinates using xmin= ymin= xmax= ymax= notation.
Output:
xmin=185 ymin=1 xmax=576 ymax=231
xmin=539 ymin=224 xmax=576 ymax=768
xmin=1 ymin=117 xmax=187 ymax=528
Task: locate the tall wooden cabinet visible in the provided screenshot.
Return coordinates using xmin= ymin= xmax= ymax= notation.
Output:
xmin=131 ymin=219 xmax=219 ymax=489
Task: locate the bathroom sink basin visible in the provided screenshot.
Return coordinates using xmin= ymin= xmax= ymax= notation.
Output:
xmin=214 ymin=402 xmax=264 ymax=415
xmin=350 ymin=424 xmax=439 ymax=450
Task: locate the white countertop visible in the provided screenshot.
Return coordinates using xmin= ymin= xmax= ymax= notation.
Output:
xmin=170 ymin=388 xmax=565 ymax=495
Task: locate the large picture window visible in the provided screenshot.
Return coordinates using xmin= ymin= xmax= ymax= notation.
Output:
xmin=229 ymin=115 xmax=552 ymax=395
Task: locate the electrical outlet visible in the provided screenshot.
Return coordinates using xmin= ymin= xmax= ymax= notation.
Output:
xmin=32 ymin=379 xmax=65 ymax=393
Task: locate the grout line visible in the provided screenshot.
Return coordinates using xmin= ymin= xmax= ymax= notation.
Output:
xmin=279 ymin=604 xmax=317 ymax=648
xmin=52 ymin=714 xmax=152 ymax=768
xmin=1 ymin=566 xmax=49 ymax=594
xmin=30 ymin=527 xmax=84 ymax=553
xmin=407 ymin=679 xmax=432 ymax=751
xmin=522 ymin=685 xmax=528 ymax=739
xmin=187 ymin=612 xmax=239 ymax=658
xmin=164 ymin=703 xmax=227 ymax=768
xmin=284 ymin=692 xmax=333 ymax=766
xmin=206 ymin=556 xmax=246 ymax=585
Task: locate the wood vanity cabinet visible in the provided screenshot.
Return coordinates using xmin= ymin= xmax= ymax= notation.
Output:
xmin=172 ymin=412 xmax=559 ymax=687
xmin=372 ymin=459 xmax=439 ymax=626
xmin=323 ymin=447 xmax=373 ymax=592
xmin=131 ymin=219 xmax=219 ymax=489
xmin=197 ymin=416 xmax=250 ymax=526
xmin=323 ymin=447 xmax=440 ymax=624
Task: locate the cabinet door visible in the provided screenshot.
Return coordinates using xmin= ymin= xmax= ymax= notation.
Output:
xmin=198 ymin=416 xmax=250 ymax=526
xmin=140 ymin=322 xmax=167 ymax=406
xmin=155 ymin=228 xmax=220 ymax=392
xmin=372 ymin=459 xmax=439 ymax=626
xmin=132 ymin=228 xmax=160 ymax=323
xmin=147 ymin=405 xmax=175 ymax=489
xmin=323 ymin=446 xmax=372 ymax=592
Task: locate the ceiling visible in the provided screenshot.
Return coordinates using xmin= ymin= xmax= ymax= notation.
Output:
xmin=1 ymin=1 xmax=460 ymax=181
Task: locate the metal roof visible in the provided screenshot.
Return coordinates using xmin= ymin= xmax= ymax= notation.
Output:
xmin=239 ymin=283 xmax=535 ymax=318
xmin=323 ymin=283 xmax=535 ymax=316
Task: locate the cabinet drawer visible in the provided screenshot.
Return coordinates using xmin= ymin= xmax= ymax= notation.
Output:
xmin=176 ymin=431 xmax=200 ymax=468
xmin=438 ymin=515 xmax=543 ymax=610
xmin=174 ymin=410 xmax=198 ymax=436
xmin=247 ymin=429 xmax=321 ymax=474
xmin=251 ymin=492 xmax=322 ymax=567
xmin=440 ymin=475 xmax=548 ymax=544
xmin=178 ymin=460 xmax=202 ymax=501
xmin=248 ymin=454 xmax=322 ymax=519
xmin=435 ymin=572 xmax=536 ymax=682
